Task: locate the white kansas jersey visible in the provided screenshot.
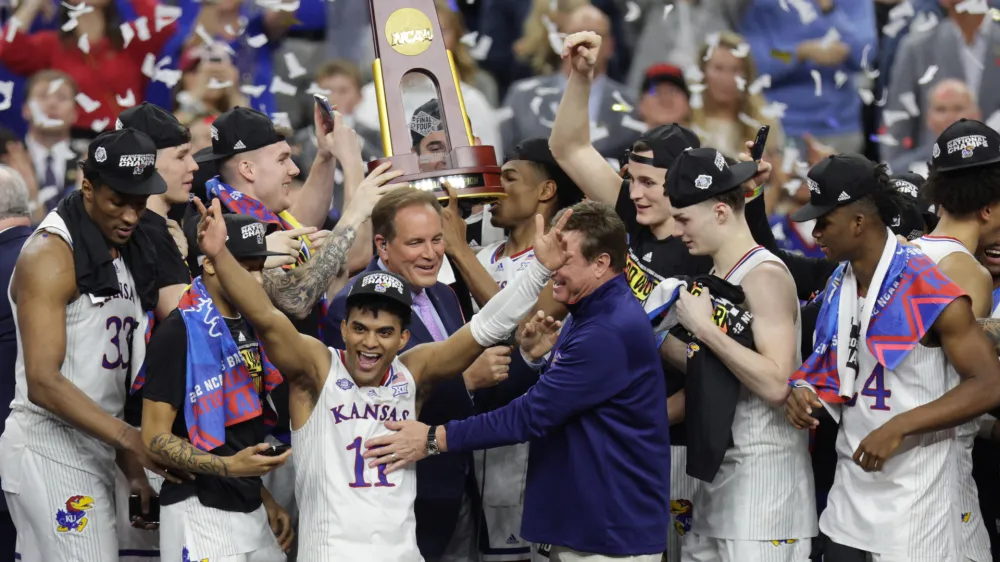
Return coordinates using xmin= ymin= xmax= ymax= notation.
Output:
xmin=2 ymin=211 xmax=145 ymax=479
xmin=696 ymin=246 xmax=816 ymax=540
xmin=820 ymin=288 xmax=959 ymax=560
xmin=475 ymin=240 xmax=534 ymax=559
xmin=915 ymin=235 xmax=991 ymax=562
xmin=293 ymin=349 xmax=421 ymax=562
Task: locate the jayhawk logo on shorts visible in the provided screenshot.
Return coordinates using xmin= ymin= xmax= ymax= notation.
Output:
xmin=962 ymin=512 xmax=972 ymax=523
xmin=55 ymin=495 xmax=94 ymax=532
xmin=670 ymin=499 xmax=693 ymax=536
xmin=182 ymin=547 xmax=209 ymax=562
xmin=686 ymin=343 xmax=700 ymax=359
xmin=770 ymin=539 xmax=798 ymax=546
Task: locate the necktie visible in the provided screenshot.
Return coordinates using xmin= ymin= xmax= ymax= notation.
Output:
xmin=412 ymin=291 xmax=446 ymax=342
xmin=43 ymin=154 xmax=61 ymax=212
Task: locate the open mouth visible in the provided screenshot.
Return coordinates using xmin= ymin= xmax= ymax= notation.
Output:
xmin=358 ymin=351 xmax=381 ymax=370
xmin=985 ymin=247 xmax=1000 ymax=262
xmin=115 ymin=226 xmax=134 ymax=238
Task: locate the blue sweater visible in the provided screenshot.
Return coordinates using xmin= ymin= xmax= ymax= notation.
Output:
xmin=445 ymin=275 xmax=670 ymax=555
xmin=739 ymin=0 xmax=877 ymax=139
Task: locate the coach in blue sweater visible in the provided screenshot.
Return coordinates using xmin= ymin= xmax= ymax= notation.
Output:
xmin=366 ymin=201 xmax=670 ymax=560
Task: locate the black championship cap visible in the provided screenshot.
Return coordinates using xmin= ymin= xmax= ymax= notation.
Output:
xmin=665 ymin=147 xmax=758 ymax=208
xmin=345 ymin=270 xmax=413 ymax=310
xmin=931 ymin=118 xmax=1000 ymax=172
xmin=628 ymin=123 xmax=701 ymax=170
xmin=196 ymin=107 xmax=285 ymax=163
xmin=890 ymin=172 xmax=936 ymax=238
xmin=223 ymin=214 xmax=285 ymax=260
xmin=508 ymin=137 xmax=584 ymax=207
xmin=410 ymin=98 xmax=444 ymax=147
xmin=87 ymin=129 xmax=167 ymax=196
xmin=790 ymin=154 xmax=878 ymax=222
xmin=641 ymin=63 xmax=690 ymax=99
xmin=115 ymin=102 xmax=189 ymax=149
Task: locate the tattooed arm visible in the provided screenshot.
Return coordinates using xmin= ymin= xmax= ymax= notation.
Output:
xmin=263 ymin=162 xmax=405 ymax=320
xmin=978 ymin=318 xmax=1000 ymax=354
xmin=141 ymin=400 xmax=292 ymax=478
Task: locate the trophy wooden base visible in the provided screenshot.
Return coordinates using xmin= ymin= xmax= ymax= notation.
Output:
xmin=367 ymin=145 xmax=504 ymax=201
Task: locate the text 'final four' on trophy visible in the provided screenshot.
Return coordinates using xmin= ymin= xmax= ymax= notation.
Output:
xmin=367 ymin=0 xmax=505 ymax=209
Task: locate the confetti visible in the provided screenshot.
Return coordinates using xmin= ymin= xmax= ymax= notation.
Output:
xmin=882 ymin=109 xmax=910 ymax=127
xmin=62 ymin=17 xmax=79 ymax=32
xmin=663 ymin=4 xmax=673 ymax=20
xmin=241 ymin=84 xmax=267 ymax=97
xmin=735 ymin=75 xmax=746 ymax=92
xmin=819 ymin=28 xmax=841 ymax=48
xmin=956 ymin=0 xmax=988 ymax=14
xmin=870 ymin=133 xmax=899 ymax=146
xmin=5 ymin=17 xmax=21 ymax=43
xmin=703 ymin=33 xmax=720 ymax=62
xmin=257 ymin=0 xmax=300 ymax=11
xmin=771 ymin=49 xmax=792 ymax=64
xmin=730 ymin=43 xmax=750 ymax=58
xmin=621 ymin=114 xmax=646 ymax=133
xmin=917 ymin=65 xmax=938 ymax=85
xmin=991 ymin=7 xmax=1000 ymax=21
xmin=0 ymin=81 xmax=14 ymax=111
xmin=860 ymin=44 xmax=880 ymax=80
xmin=47 ymin=79 xmax=65 ymax=95
xmin=834 ymin=71 xmax=848 ymax=88
xmin=284 ymin=52 xmax=307 ymax=79
xmin=778 ymin=0 xmax=789 ymax=11
xmin=134 ymin=16 xmax=151 ymax=41
xmin=91 ymin=118 xmax=110 ymax=133
xmin=77 ymin=33 xmax=89 ymax=54
xmin=911 ymin=12 xmax=939 ymax=33
xmin=154 ymin=67 xmax=182 ymax=88
xmin=535 ymin=86 xmax=560 ymax=96
xmin=899 ymin=91 xmax=920 ymax=116
xmin=120 ymin=22 xmax=136 ymax=49
xmin=760 ymin=101 xmax=787 ymax=120
xmin=304 ymin=82 xmax=331 ymax=96
xmin=888 ymin=0 xmax=914 ymax=20
xmin=810 ymin=69 xmax=822 ymax=96
xmin=207 ymin=78 xmax=233 ymax=90
xmin=788 ymin=0 xmax=817 ymax=24
xmin=782 ymin=145 xmax=800 ymax=174
xmin=610 ymin=90 xmax=633 ymax=112
xmin=541 ymin=15 xmax=565 ymax=56
xmin=460 ymin=31 xmax=491 ymax=61
xmin=737 ymin=112 xmax=761 ymax=130
xmin=247 ymin=34 xmax=268 ymax=48
xmin=116 ymin=89 xmax=136 ymax=107
xmin=859 ymin=89 xmax=875 ymax=105
xmin=529 ymin=96 xmax=543 ymax=115
xmin=495 ymin=106 xmax=514 ymax=122
xmin=747 ymin=74 xmax=771 ymax=96
xmin=624 ymin=1 xmax=640 ymax=22
xmin=688 ymin=83 xmax=706 ymax=109
xmin=685 ymin=65 xmax=705 ymax=84
xmin=75 ymin=92 xmax=101 ymax=113
xmin=155 ymin=5 xmax=182 ymax=32
xmin=269 ymin=76 xmax=298 ymax=96
xmin=882 ymin=18 xmax=907 ymax=38
xmin=271 ymin=112 xmax=292 ymax=129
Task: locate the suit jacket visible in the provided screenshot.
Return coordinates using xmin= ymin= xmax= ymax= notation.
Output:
xmin=883 ymin=17 xmax=1000 ymax=162
xmin=0 ymin=224 xmax=32 ymax=511
xmin=322 ymin=257 xmax=476 ymax=557
xmin=500 ymin=73 xmax=644 ymax=161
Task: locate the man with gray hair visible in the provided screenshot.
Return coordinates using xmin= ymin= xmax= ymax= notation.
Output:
xmin=0 ymin=164 xmax=33 ymax=561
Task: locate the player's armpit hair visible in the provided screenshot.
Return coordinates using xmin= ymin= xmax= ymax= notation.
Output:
xmin=977 ymin=318 xmax=1000 ymax=356
xmin=262 ymin=223 xmax=359 ymax=319
xmin=148 ymin=433 xmax=230 ymax=477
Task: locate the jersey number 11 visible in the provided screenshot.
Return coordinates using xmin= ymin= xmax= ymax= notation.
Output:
xmin=346 ymin=436 xmax=394 ymax=488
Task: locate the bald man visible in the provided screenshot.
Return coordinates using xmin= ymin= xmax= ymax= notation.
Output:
xmin=498 ymin=5 xmax=642 ymax=161
xmin=890 ymin=79 xmax=981 ymax=175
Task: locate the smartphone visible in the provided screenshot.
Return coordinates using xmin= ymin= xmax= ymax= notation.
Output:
xmin=750 ymin=125 xmax=770 ymax=161
xmin=260 ymin=444 xmax=291 ymax=457
xmin=313 ymin=94 xmax=335 ymax=132
xmin=128 ymin=494 xmax=160 ymax=525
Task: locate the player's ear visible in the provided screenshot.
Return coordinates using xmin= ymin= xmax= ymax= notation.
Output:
xmin=202 ymin=257 xmax=215 ymax=276
xmin=398 ymin=328 xmax=410 ymax=352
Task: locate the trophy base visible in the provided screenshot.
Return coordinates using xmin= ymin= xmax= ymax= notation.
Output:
xmin=367 ymin=145 xmax=504 ymax=202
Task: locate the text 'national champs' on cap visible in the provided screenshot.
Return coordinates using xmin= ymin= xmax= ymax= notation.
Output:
xmin=87 ymin=128 xmax=167 ymax=196
xmin=346 ymin=271 xmax=413 ymax=311
xmin=931 ymin=118 xmax=1000 ymax=173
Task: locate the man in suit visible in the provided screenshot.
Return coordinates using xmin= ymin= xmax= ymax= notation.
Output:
xmin=20 ymin=70 xmax=80 ymax=213
xmin=0 ymin=165 xmax=33 ymax=561
xmin=883 ymin=0 xmax=1000 ymax=163
xmin=889 ymin=79 xmax=981 ymax=175
xmin=323 ymin=187 xmax=506 ymax=561
xmin=499 ymin=5 xmax=644 ymax=163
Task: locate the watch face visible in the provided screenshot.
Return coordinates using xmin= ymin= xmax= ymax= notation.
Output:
xmin=427 ymin=442 xmax=440 ymax=455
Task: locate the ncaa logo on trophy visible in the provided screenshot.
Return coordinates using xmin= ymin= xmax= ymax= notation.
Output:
xmin=367 ymin=0 xmax=504 ymax=209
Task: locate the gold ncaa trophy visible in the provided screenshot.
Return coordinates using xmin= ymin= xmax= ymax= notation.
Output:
xmin=367 ymin=0 xmax=504 ymax=204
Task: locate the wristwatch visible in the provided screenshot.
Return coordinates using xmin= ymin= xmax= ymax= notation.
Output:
xmin=427 ymin=425 xmax=441 ymax=456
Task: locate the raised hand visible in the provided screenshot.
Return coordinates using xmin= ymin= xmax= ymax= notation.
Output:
xmin=533 ymin=209 xmax=573 ymax=271
xmin=193 ymin=197 xmax=227 ymax=260
xmin=519 ymin=310 xmax=563 ymax=362
xmin=561 ymin=31 xmax=601 ymax=76
xmin=342 ymin=162 xmax=408 ymax=221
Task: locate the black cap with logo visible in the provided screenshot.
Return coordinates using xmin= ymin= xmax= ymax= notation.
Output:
xmin=87 ymin=129 xmax=167 ymax=196
xmin=790 ymin=154 xmax=878 ymax=222
xmin=345 ymin=270 xmax=413 ymax=310
xmin=890 ymin=172 xmax=937 ymax=238
xmin=195 ymin=107 xmax=285 ymax=163
xmin=508 ymin=137 xmax=584 ymax=207
xmin=931 ymin=118 xmax=1000 ymax=172
xmin=116 ymin=102 xmax=189 ymax=149
xmin=628 ymin=123 xmax=701 ymax=170
xmin=222 ymin=214 xmax=285 ymax=260
xmin=665 ymin=147 xmax=758 ymax=208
